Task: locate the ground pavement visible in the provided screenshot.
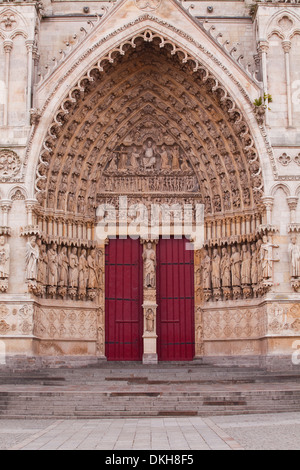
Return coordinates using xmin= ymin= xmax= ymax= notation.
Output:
xmin=0 ymin=413 xmax=299 ymax=450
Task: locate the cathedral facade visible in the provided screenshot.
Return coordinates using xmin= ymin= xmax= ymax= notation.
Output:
xmin=0 ymin=0 xmax=299 ymax=368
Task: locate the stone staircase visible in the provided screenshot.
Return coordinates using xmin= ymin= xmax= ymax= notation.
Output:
xmin=0 ymin=363 xmax=300 ymax=418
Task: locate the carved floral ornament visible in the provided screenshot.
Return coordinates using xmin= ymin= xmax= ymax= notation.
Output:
xmin=33 ymin=30 xmax=264 ymax=219
xmin=278 ymin=152 xmax=300 ymax=166
xmin=135 ymin=0 xmax=161 ymax=11
xmin=0 ymin=149 xmax=22 ymax=181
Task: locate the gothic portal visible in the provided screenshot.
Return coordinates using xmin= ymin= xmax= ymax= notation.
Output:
xmin=0 ymin=0 xmax=300 ymax=368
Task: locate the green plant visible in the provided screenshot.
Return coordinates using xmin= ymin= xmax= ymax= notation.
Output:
xmin=254 ymin=93 xmax=273 ymax=110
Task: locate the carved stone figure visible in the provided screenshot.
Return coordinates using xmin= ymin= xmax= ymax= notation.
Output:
xmin=48 ymin=244 xmax=58 ymax=286
xmin=58 ymin=246 xmax=69 ymax=287
xmin=220 ymin=247 xmax=231 ymax=288
xmin=118 ymin=146 xmax=128 ymax=170
xmin=69 ymin=247 xmax=79 ymax=288
xmin=79 ymin=249 xmax=89 ymax=295
xmin=171 ymin=145 xmax=180 ymax=171
xmin=37 ymin=243 xmax=47 ymax=287
xmin=256 ymin=239 xmax=263 ymax=283
xmin=260 ymin=236 xmax=279 ymax=280
xmin=160 ymin=145 xmax=170 ymax=170
xmin=143 ymin=242 xmax=156 ymax=288
xmin=201 ymin=250 xmax=211 ymax=290
xmin=289 ymin=236 xmax=300 ymax=279
xmin=0 ymin=236 xmax=9 ymax=280
xmin=130 ymin=147 xmax=140 ymax=169
xmin=251 ymin=244 xmax=258 ymax=285
xmin=145 ymin=308 xmax=155 ymax=333
xmin=87 ymin=249 xmax=98 ymax=289
xmin=231 ymin=246 xmax=241 ymax=287
xmin=26 ymin=236 xmax=39 ymax=281
xmin=212 ymin=248 xmax=221 ymax=289
xmin=143 ymin=140 xmax=156 ymax=170
xmin=241 ymin=244 xmax=251 ymax=285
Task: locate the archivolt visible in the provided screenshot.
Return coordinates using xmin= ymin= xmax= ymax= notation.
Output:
xmin=34 ymin=30 xmax=264 ymax=220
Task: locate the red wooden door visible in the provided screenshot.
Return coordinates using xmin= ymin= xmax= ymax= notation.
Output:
xmin=105 ymin=238 xmax=143 ymax=361
xmin=157 ymin=238 xmax=195 ymax=361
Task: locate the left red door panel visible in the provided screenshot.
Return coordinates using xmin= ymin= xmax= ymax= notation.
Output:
xmin=105 ymin=238 xmax=143 ymax=361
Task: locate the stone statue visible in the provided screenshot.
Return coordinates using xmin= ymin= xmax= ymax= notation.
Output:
xmin=79 ymin=249 xmax=89 ymax=293
xmin=118 ymin=146 xmax=128 ymax=170
xmin=87 ymin=249 xmax=98 ymax=289
xmin=58 ymin=246 xmax=69 ymax=287
xmin=171 ymin=145 xmax=180 ymax=171
xmin=260 ymin=235 xmax=279 ymax=280
xmin=160 ymin=145 xmax=170 ymax=170
xmin=130 ymin=147 xmax=140 ymax=169
xmin=288 ymin=236 xmax=300 ymax=279
xmin=0 ymin=236 xmax=9 ymax=280
xmin=37 ymin=243 xmax=47 ymax=285
xmin=201 ymin=250 xmax=211 ymax=290
xmin=145 ymin=308 xmax=155 ymax=333
xmin=143 ymin=140 xmax=156 ymax=170
xmin=231 ymin=246 xmax=241 ymax=287
xmin=25 ymin=236 xmax=39 ymax=281
xmin=251 ymin=244 xmax=258 ymax=285
xmin=69 ymin=247 xmax=79 ymax=288
xmin=143 ymin=242 xmax=156 ymax=288
xmin=256 ymin=239 xmax=263 ymax=283
xmin=220 ymin=247 xmax=231 ymax=288
xmin=211 ymin=248 xmax=221 ymax=289
xmin=241 ymin=244 xmax=251 ymax=285
xmin=47 ymin=244 xmax=58 ymax=286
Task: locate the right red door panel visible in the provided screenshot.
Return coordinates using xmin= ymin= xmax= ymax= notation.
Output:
xmin=157 ymin=238 xmax=195 ymax=361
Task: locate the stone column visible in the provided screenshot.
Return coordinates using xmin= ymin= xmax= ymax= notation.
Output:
xmin=25 ymin=199 xmax=38 ymax=227
xmin=96 ymin=239 xmax=106 ymax=359
xmin=3 ymin=39 xmax=13 ymax=127
xmin=26 ymin=40 xmax=34 ymax=126
xmin=261 ymin=196 xmax=274 ymax=226
xmin=0 ymin=199 xmax=12 ymax=228
xmin=282 ymin=40 xmax=293 ymax=128
xmin=141 ymin=239 xmax=158 ymax=364
xmin=258 ymin=41 xmax=269 ymax=125
xmin=194 ymin=248 xmax=203 ymax=358
xmin=287 ymin=197 xmax=299 ymax=225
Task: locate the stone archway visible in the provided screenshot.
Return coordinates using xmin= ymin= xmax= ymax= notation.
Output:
xmin=28 ymin=34 xmax=269 ymax=361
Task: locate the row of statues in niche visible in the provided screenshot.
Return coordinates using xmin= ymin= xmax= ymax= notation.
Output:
xmin=199 ymin=236 xmax=280 ymax=301
xmin=25 ymin=236 xmax=102 ymax=300
xmin=106 ymin=141 xmax=191 ymax=173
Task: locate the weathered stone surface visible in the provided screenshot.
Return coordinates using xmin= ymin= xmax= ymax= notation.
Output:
xmin=0 ymin=0 xmax=299 ymax=364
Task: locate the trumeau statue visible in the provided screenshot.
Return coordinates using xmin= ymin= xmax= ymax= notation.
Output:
xmin=145 ymin=308 xmax=155 ymax=333
xmin=289 ymin=236 xmax=300 ymax=279
xmin=25 ymin=236 xmax=39 ymax=281
xmin=143 ymin=242 xmax=156 ymax=288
